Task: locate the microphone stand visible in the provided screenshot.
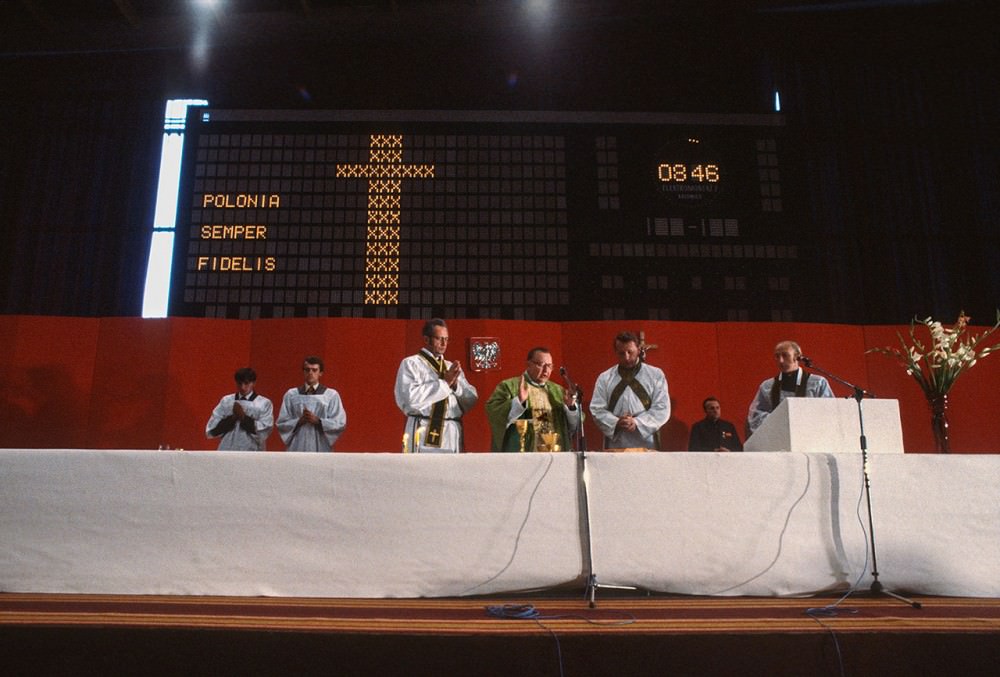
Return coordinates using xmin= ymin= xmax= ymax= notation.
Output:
xmin=563 ymin=366 xmax=634 ymax=607
xmin=559 ymin=366 xmax=586 ymax=453
xmin=801 ymin=358 xmax=921 ymax=609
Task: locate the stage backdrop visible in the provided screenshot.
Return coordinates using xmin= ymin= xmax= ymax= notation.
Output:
xmin=0 ymin=315 xmax=997 ymax=453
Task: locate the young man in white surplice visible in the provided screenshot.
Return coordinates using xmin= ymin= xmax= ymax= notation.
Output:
xmin=205 ymin=367 xmax=274 ymax=451
xmin=276 ymin=356 xmax=347 ymax=452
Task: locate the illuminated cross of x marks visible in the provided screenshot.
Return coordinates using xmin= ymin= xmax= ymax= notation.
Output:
xmin=336 ymin=135 xmax=435 ymax=305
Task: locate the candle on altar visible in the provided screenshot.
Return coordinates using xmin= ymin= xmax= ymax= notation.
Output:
xmin=402 ymin=433 xmax=409 ymax=454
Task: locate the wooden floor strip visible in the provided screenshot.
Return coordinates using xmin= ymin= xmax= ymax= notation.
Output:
xmin=4 ymin=593 xmax=999 ymax=636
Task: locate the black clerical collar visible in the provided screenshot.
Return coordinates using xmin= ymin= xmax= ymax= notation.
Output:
xmin=235 ymin=392 xmax=257 ymax=401
xmin=779 ymin=368 xmax=803 ymax=391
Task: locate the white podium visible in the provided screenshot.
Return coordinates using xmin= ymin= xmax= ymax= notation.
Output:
xmin=744 ymin=398 xmax=904 ymax=453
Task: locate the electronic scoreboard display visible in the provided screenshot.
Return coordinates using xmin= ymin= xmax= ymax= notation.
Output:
xmin=170 ymin=109 xmax=806 ymax=321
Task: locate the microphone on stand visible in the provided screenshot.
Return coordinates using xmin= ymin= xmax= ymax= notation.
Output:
xmin=559 ymin=366 xmax=583 ymax=398
xmin=800 ymin=355 xmax=876 ymax=398
xmin=560 ymin=366 xmax=586 ymax=452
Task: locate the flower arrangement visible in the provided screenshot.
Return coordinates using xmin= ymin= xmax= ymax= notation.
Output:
xmin=867 ymin=311 xmax=1000 ymax=398
xmin=868 ymin=311 xmax=1000 ymax=452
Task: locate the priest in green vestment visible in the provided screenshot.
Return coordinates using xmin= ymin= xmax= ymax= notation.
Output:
xmin=485 ymin=347 xmax=582 ymax=452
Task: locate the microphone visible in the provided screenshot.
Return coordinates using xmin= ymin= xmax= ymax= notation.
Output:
xmin=560 ymin=366 xmax=586 ymax=452
xmin=560 ymin=366 xmax=583 ymax=397
xmin=799 ymin=356 xmax=813 ymax=367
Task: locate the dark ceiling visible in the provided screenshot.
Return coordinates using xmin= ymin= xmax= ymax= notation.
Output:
xmin=2 ymin=0 xmax=986 ymax=50
xmin=3 ymin=0 xmax=913 ymax=29
xmin=0 ymin=0 xmax=992 ymax=112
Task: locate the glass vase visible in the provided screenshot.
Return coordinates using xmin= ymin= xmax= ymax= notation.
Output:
xmin=928 ymin=394 xmax=951 ymax=453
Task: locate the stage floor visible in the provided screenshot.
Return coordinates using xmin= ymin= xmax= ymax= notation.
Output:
xmin=3 ymin=591 xmax=999 ymax=635
xmin=3 ymin=592 xmax=999 ymax=676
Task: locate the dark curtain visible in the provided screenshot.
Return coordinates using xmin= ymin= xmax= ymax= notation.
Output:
xmin=0 ymin=93 xmax=163 ymax=316
xmin=768 ymin=3 xmax=1000 ymax=324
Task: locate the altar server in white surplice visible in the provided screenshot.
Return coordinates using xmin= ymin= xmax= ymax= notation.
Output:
xmin=206 ymin=367 xmax=273 ymax=451
xmin=395 ymin=318 xmax=478 ymax=453
xmin=590 ymin=331 xmax=671 ymax=450
xmin=276 ymin=356 xmax=347 ymax=452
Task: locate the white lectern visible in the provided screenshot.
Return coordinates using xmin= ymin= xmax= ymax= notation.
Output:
xmin=744 ymin=398 xmax=904 ymax=453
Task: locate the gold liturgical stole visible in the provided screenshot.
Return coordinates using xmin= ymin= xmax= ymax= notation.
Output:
xmin=417 ymin=351 xmax=448 ymax=448
xmin=526 ymin=385 xmax=555 ymax=452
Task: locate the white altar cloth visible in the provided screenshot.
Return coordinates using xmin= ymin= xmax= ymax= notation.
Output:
xmin=584 ymin=451 xmax=1000 ymax=597
xmin=0 ymin=450 xmax=582 ymax=597
xmin=2 ymin=449 xmax=997 ymax=598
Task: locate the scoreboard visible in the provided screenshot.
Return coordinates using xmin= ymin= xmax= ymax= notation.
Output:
xmin=170 ymin=109 xmax=806 ymax=321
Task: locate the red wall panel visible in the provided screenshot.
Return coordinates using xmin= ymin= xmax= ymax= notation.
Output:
xmin=86 ymin=318 xmax=172 ymax=449
xmin=0 ymin=316 xmax=99 ymax=448
xmin=321 ymin=318 xmax=408 ymax=452
xmin=1 ymin=317 xmax=996 ymax=453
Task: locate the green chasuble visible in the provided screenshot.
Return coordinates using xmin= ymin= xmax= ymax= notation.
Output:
xmin=485 ymin=376 xmax=579 ymax=452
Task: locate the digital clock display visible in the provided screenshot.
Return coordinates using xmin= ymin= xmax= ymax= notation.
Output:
xmin=657 ymin=163 xmax=720 ymax=183
xmin=654 ymin=138 xmax=722 ymax=205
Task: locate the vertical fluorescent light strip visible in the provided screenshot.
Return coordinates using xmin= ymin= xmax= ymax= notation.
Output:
xmin=774 ymin=90 xmax=781 ymax=112
xmin=141 ymin=98 xmax=208 ymax=318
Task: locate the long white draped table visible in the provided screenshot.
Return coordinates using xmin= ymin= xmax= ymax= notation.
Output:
xmin=2 ymin=449 xmax=998 ymax=598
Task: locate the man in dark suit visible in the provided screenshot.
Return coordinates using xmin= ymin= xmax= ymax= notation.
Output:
xmin=688 ymin=397 xmax=743 ymax=452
